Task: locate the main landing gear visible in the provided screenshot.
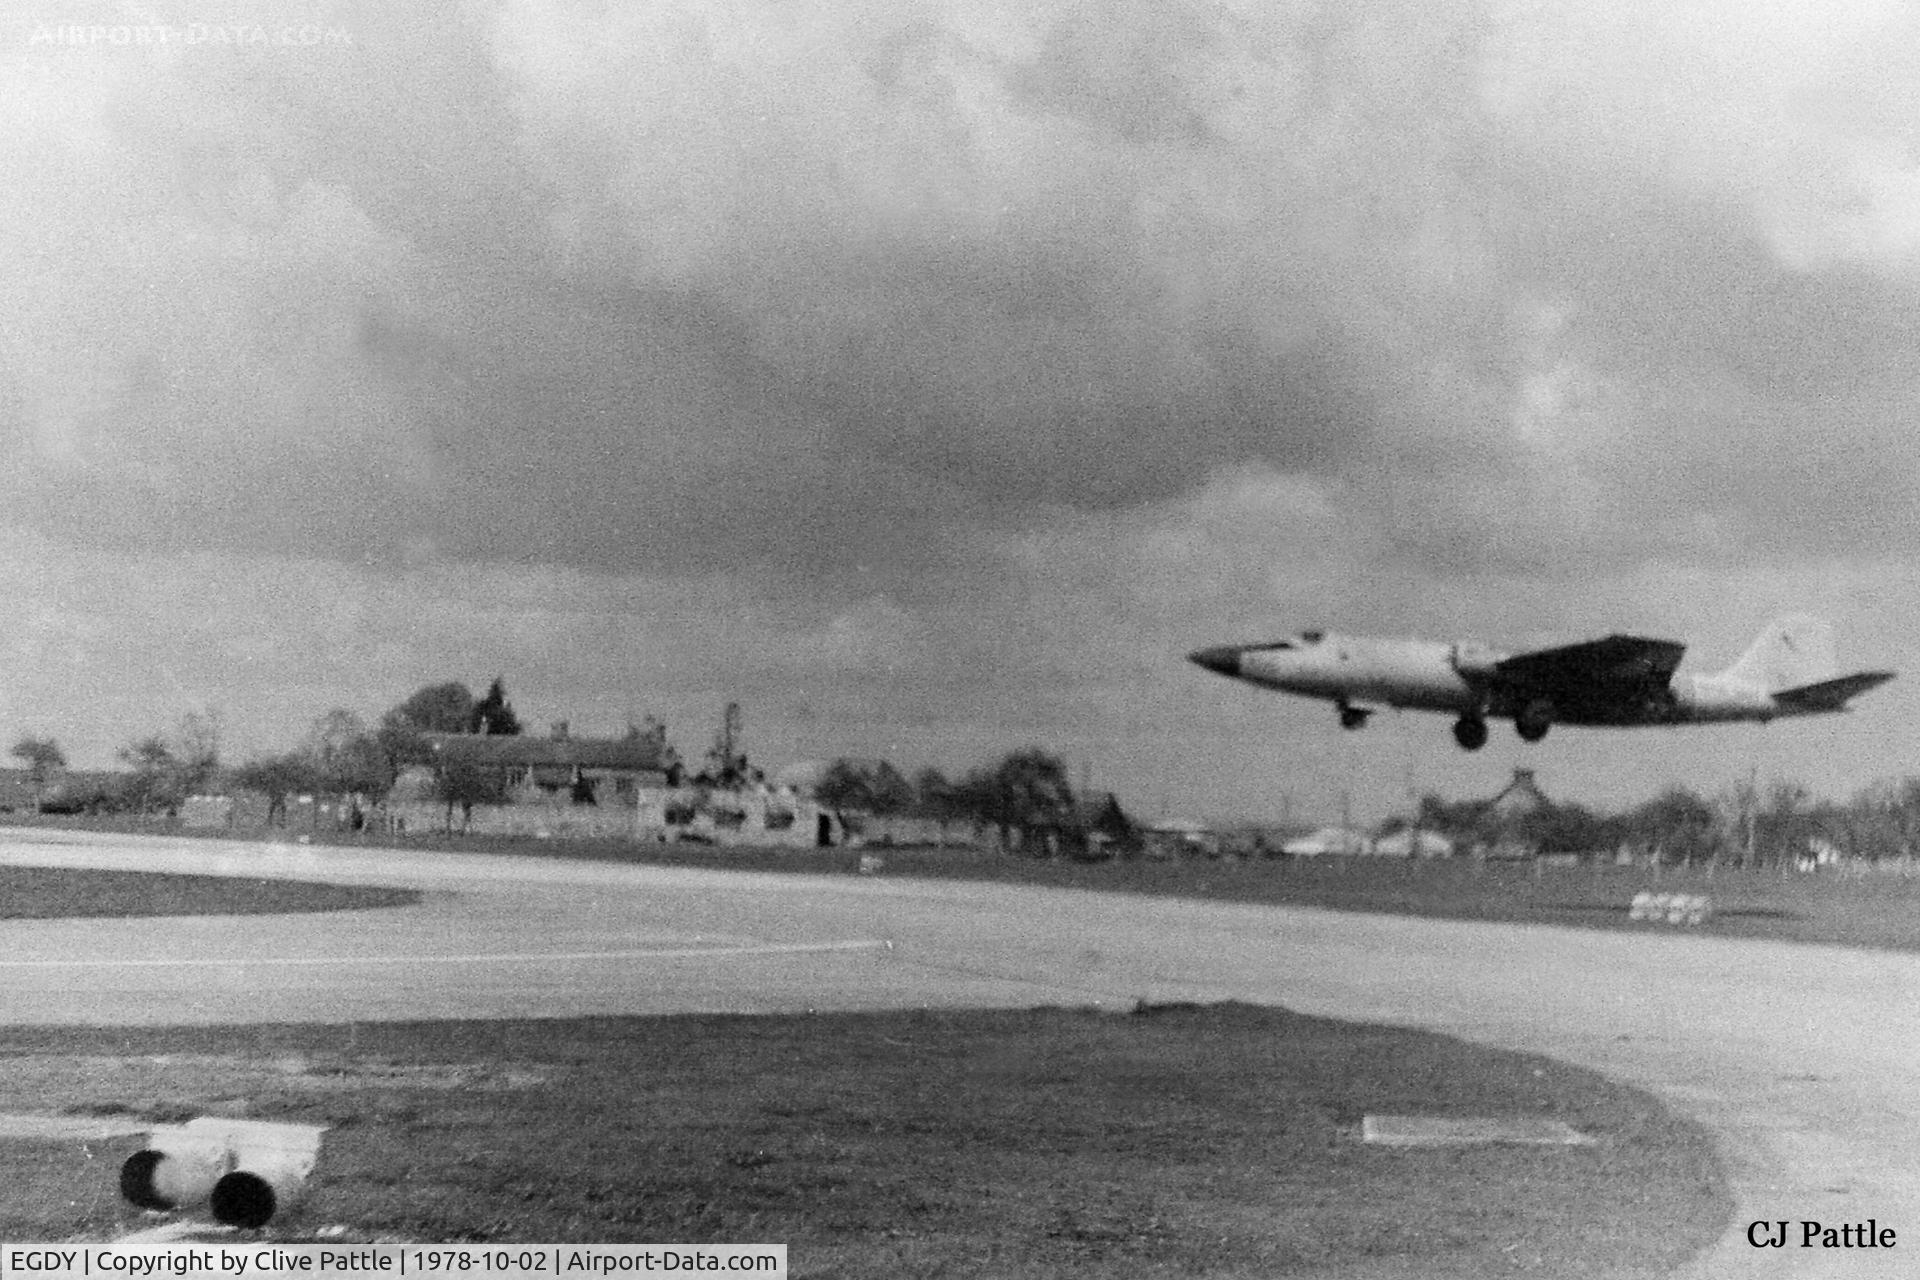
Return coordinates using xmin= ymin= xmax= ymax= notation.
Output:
xmin=1452 ymin=714 xmax=1488 ymax=751
xmin=1515 ymin=699 xmax=1553 ymax=743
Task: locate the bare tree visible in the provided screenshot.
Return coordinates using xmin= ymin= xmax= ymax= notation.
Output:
xmin=117 ymin=735 xmax=179 ymax=815
xmin=10 ymin=735 xmax=65 ymax=811
xmin=173 ymin=708 xmax=223 ymax=797
xmin=304 ymin=709 xmax=392 ymax=801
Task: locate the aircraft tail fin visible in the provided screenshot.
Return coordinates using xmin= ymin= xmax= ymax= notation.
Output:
xmin=1773 ymin=670 xmax=1896 ymax=714
xmin=1719 ymin=615 xmax=1836 ymax=692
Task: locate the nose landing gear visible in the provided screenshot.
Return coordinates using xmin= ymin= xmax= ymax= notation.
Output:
xmin=1338 ymin=701 xmax=1372 ymax=730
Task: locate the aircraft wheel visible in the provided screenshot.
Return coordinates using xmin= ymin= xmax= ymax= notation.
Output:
xmin=1516 ymin=700 xmax=1552 ymax=743
xmin=1452 ymin=715 xmax=1489 ymax=751
xmin=1339 ymin=704 xmax=1369 ymax=730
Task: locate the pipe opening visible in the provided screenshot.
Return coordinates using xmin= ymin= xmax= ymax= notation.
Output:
xmin=210 ymin=1171 xmax=277 ymax=1229
xmin=119 ymin=1150 xmax=173 ymax=1211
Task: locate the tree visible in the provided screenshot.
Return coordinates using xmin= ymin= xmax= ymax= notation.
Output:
xmin=1844 ymin=778 xmax=1920 ymax=861
xmin=1416 ymin=793 xmax=1489 ymax=840
xmin=1623 ymin=786 xmax=1722 ymax=866
xmin=704 ymin=701 xmax=748 ymax=786
xmin=303 ymin=710 xmax=393 ymax=800
xmin=10 ymin=735 xmax=65 ymax=810
xmin=114 ymin=710 xmax=223 ymax=816
xmin=324 ymin=734 xmax=394 ymax=800
xmin=867 ymin=761 xmax=912 ymax=814
xmin=471 ymin=678 xmax=522 ymax=736
xmin=306 ymin=709 xmax=367 ymax=763
xmin=913 ymin=767 xmax=956 ymax=817
xmin=390 ymin=683 xmax=477 ymax=734
xmin=435 ymin=760 xmax=509 ymax=833
xmin=959 ymin=749 xmax=1077 ymax=854
xmin=1753 ymin=781 xmax=1825 ymax=868
xmin=173 ymin=708 xmax=223 ymax=798
xmin=378 ymin=682 xmax=477 ymax=776
xmin=231 ymin=753 xmax=320 ymax=827
xmin=1513 ymin=800 xmax=1611 ymax=856
xmin=817 ymin=759 xmax=873 ymax=814
xmin=816 ymin=759 xmax=915 ymax=819
xmin=117 ymin=735 xmax=180 ymax=815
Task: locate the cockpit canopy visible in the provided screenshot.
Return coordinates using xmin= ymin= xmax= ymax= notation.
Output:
xmin=1247 ymin=629 xmax=1326 ymax=652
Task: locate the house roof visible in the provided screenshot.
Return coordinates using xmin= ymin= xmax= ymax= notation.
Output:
xmin=1487 ymin=768 xmax=1551 ymax=816
xmin=425 ymin=732 xmax=669 ymax=773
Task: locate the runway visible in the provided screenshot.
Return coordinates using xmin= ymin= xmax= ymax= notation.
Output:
xmin=2 ymin=828 xmax=1915 ymax=1278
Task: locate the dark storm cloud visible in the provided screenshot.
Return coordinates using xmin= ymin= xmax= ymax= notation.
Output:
xmin=7 ymin=0 xmax=1920 ymax=602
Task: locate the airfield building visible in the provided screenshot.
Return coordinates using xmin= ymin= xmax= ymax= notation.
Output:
xmin=380 ymin=725 xmax=836 ymax=846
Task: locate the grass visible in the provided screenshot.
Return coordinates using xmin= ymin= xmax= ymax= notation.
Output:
xmin=19 ymin=808 xmax=1920 ymax=948
xmin=0 ymin=865 xmax=417 ymax=919
xmin=484 ymin=840 xmax=1920 ymax=952
xmin=39 ymin=811 xmax=1916 ymax=953
xmin=0 ymin=1003 xmax=1726 ymax=1277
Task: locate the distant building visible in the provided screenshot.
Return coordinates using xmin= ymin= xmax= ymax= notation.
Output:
xmin=1370 ymin=827 xmax=1454 ymax=858
xmin=1075 ymin=791 xmax=1136 ymax=858
xmin=1142 ymin=818 xmax=1218 ymax=859
xmin=424 ymin=724 xmax=673 ymax=804
xmin=1487 ymin=767 xmax=1550 ymax=820
xmin=1280 ymin=825 xmax=1374 ymax=857
xmin=1481 ymin=768 xmax=1553 ymax=859
xmin=380 ymin=726 xmax=843 ymax=847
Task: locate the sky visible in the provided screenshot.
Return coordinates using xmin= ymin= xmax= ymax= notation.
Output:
xmin=2 ymin=0 xmax=1918 ymax=823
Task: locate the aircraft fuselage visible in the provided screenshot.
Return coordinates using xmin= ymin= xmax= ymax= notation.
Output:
xmin=1189 ymin=622 xmax=1889 ymax=750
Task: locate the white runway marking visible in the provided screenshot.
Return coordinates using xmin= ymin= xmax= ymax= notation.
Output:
xmin=0 ymin=939 xmax=891 ymax=968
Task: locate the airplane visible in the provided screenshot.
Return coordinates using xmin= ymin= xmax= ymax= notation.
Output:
xmin=1188 ymin=614 xmax=1894 ymax=751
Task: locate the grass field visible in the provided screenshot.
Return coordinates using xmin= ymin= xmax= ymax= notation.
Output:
xmin=848 ymin=851 xmax=1920 ymax=952
xmin=0 ymin=864 xmax=417 ymax=919
xmin=55 ymin=815 xmax=1914 ymax=953
xmin=0 ymin=1003 xmax=1726 ymax=1278
xmin=17 ymin=811 xmax=1919 ymax=949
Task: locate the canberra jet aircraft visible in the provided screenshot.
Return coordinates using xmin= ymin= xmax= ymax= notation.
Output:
xmin=1188 ymin=615 xmax=1894 ymax=750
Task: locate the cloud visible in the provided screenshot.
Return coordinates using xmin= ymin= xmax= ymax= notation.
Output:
xmin=6 ymin=0 xmax=1920 ymax=599
xmin=2 ymin=0 xmax=1918 ymax=815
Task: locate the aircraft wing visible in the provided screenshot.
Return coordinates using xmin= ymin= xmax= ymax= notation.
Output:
xmin=1493 ymin=634 xmax=1688 ymax=694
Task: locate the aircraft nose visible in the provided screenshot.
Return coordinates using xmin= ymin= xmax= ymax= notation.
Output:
xmin=1187 ymin=645 xmax=1242 ymax=677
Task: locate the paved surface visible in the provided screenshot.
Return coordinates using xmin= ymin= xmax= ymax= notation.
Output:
xmin=1 ymin=828 xmax=1915 ymax=1277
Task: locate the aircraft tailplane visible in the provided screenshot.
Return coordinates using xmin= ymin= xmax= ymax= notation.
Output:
xmin=1719 ymin=614 xmax=1836 ymax=692
xmin=1772 ymin=671 xmax=1896 ymax=714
